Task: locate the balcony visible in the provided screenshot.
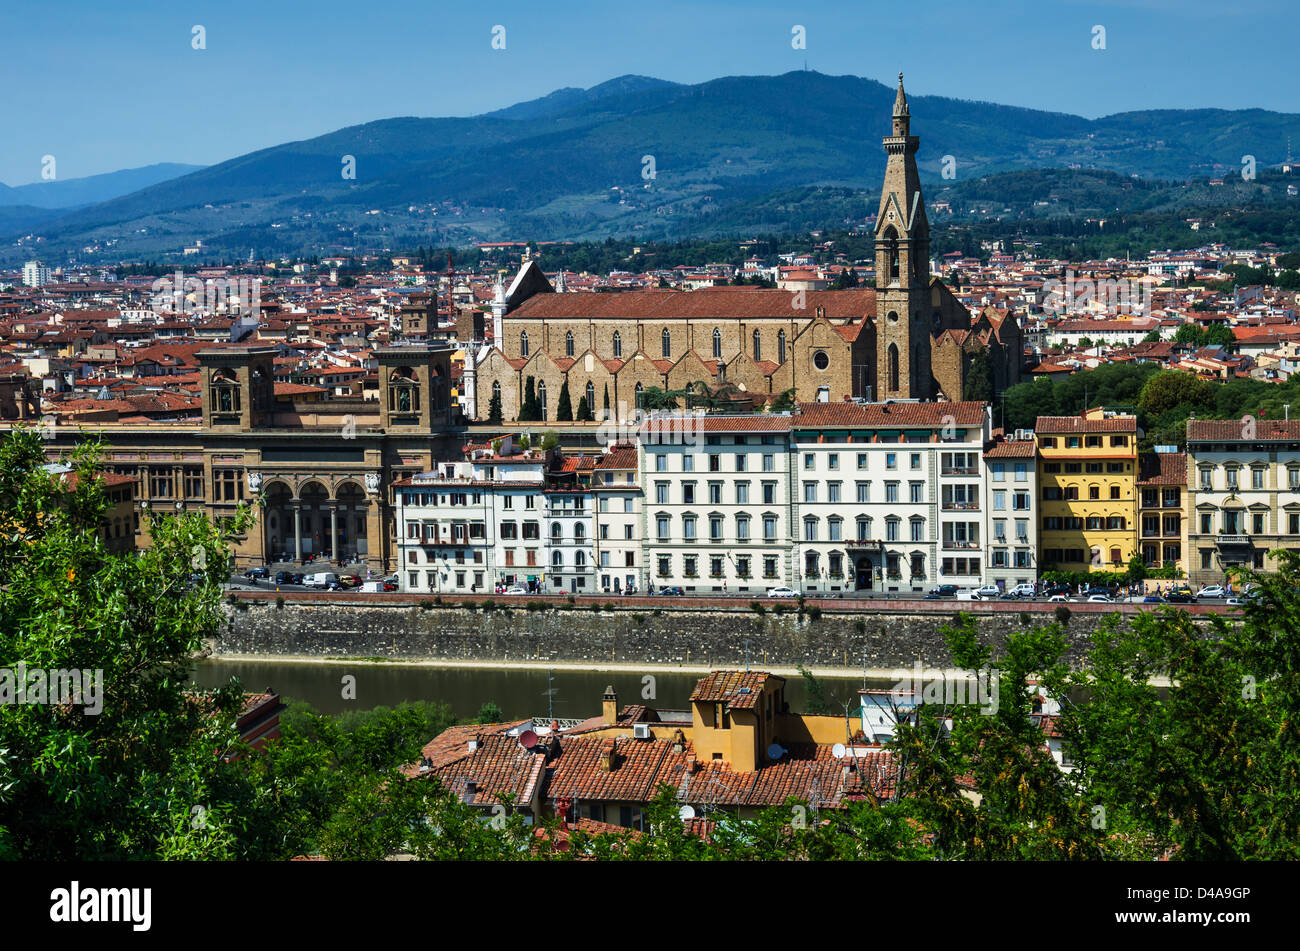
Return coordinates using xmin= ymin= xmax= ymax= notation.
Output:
xmin=941 ymin=466 xmax=978 ymax=476
xmin=1215 ymin=534 xmax=1252 ymax=547
xmin=941 ymin=501 xmax=981 ymax=511
xmin=942 ymin=540 xmax=981 ymax=550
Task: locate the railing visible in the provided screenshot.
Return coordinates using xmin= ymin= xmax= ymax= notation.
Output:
xmin=940 ymin=466 xmax=978 ymax=476
xmin=941 ymin=501 xmax=980 ymax=510
xmin=942 ymin=540 xmax=981 ymax=550
xmin=1216 ymin=534 xmax=1251 ymax=545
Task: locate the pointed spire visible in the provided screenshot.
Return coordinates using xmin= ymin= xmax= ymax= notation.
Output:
xmin=893 ymin=72 xmax=909 ymax=118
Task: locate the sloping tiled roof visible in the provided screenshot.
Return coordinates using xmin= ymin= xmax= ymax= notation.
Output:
xmin=1138 ymin=452 xmax=1187 ymax=485
xmin=1035 ymin=415 xmax=1137 ymax=434
xmin=508 ymin=287 xmax=877 ymax=321
xmin=1187 ymin=418 xmax=1300 ymax=441
xmin=688 ymin=670 xmax=775 ymax=710
xmin=794 ymin=400 xmax=987 ymax=428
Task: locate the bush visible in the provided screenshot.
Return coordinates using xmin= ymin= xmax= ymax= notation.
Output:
xmin=434 ymin=595 xmax=444 ymax=606
xmin=481 ymin=599 xmax=497 ymax=612
xmin=854 ymin=619 xmax=867 ymax=635
xmin=806 ymin=605 xmax=822 ymax=622
xmin=772 ymin=603 xmax=788 ymax=614
xmin=1055 ymin=605 xmax=1072 ymax=624
xmin=631 ymin=613 xmax=646 ymax=625
xmin=462 ymin=600 xmax=478 ymax=611
xmin=275 ymin=596 xmax=285 ymax=609
xmin=526 ymin=601 xmax=546 ymax=612
xmin=751 ymin=601 xmax=766 ymax=615
xmin=603 ymin=602 xmax=615 ymax=612
xmin=419 ymin=600 xmax=435 ymax=611
xmin=1019 ymin=612 xmax=1031 ymax=626
xmin=566 ymin=595 xmax=576 ymax=606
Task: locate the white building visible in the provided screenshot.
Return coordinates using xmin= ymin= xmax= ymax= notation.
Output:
xmin=591 ymin=445 xmax=641 ymax=594
xmin=638 ymin=414 xmax=793 ymax=594
xmin=983 ymin=430 xmax=1037 ymax=590
xmin=22 ymin=260 xmax=51 ymax=288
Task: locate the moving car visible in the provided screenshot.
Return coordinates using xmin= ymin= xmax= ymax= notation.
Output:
xmin=1141 ymin=595 xmax=1166 ymax=604
xmin=1164 ymin=591 xmax=1197 ymax=604
xmin=303 ymin=572 xmax=339 ymax=589
xmin=244 ymin=567 xmax=269 ymax=580
xmin=974 ymin=584 xmax=1001 ymax=599
xmin=766 ymin=586 xmax=799 ymax=598
xmin=502 ymin=585 xmax=528 ymax=595
xmin=274 ymin=571 xmax=295 ymax=585
xmin=929 ymin=584 xmax=958 ymax=599
xmin=1196 ymin=584 xmax=1227 ymax=599
xmin=1045 ymin=584 xmax=1072 ymax=597
xmin=1008 ymin=583 xmax=1037 ymax=599
xmin=1086 ymin=594 xmax=1114 ymax=603
xmin=1048 ymin=594 xmax=1071 ymax=603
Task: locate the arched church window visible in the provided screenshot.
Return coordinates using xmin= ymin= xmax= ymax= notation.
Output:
xmin=777 ymin=330 xmax=786 ymax=364
xmin=752 ymin=329 xmax=761 ymax=362
xmin=661 ymin=329 xmax=671 ymax=359
xmin=585 ymin=380 xmax=595 ymax=410
xmin=612 ymin=331 xmax=622 ymax=358
xmin=712 ymin=328 xmax=722 ymax=359
xmin=888 ymin=344 xmax=900 ymax=392
xmin=884 ymin=228 xmax=900 ymax=282
xmin=565 ymin=331 xmax=574 ymax=357
xmin=537 ymin=380 xmax=548 ymax=419
xmin=520 ymin=331 xmax=529 ymax=357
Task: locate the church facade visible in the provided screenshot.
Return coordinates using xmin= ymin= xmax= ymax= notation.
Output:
xmin=470 ymin=75 xmax=1022 ymax=422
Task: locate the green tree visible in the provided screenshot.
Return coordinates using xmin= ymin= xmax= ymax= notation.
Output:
xmin=487 ymin=388 xmax=503 ymax=425
xmin=520 ymin=377 xmax=539 ymax=421
xmin=576 ymin=395 xmax=594 ymax=422
xmin=1174 ymin=323 xmax=1206 ymax=346
xmin=963 ymin=349 xmax=993 ymax=402
xmin=556 ymin=382 xmax=574 ymax=422
xmin=1137 ymin=370 xmax=1214 ymax=417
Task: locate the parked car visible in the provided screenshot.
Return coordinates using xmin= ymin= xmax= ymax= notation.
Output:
xmin=1084 ymin=587 xmax=1114 ymax=599
xmin=1142 ymin=595 xmax=1166 ymax=604
xmin=974 ymin=584 xmax=1001 ymax=599
xmin=244 ymin=567 xmax=269 ymax=580
xmin=338 ymin=574 xmax=362 ymax=588
xmin=766 ymin=586 xmax=799 ymax=598
xmin=928 ymin=584 xmax=958 ymax=599
xmin=274 ymin=571 xmax=294 ymax=585
xmin=1008 ymin=583 xmax=1037 ymax=599
xmin=1197 ymin=584 xmax=1227 ymax=599
xmin=382 ymin=581 xmax=398 ymax=592
xmin=660 ymin=585 xmax=686 ymax=596
xmin=502 ymin=585 xmax=528 ymax=595
xmin=1045 ymin=584 xmax=1072 ymax=597
xmin=1165 ymin=591 xmax=1197 ymax=604
xmin=303 ymin=571 xmax=339 ymax=589
xmin=290 ymin=573 xmax=305 ymax=585
xmin=1048 ymin=594 xmax=1072 ymax=603
xmin=1086 ymin=594 xmax=1114 ymax=603
xmin=358 ymin=580 xmax=385 ymax=593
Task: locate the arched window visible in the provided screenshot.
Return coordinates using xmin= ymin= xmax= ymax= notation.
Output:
xmin=661 ymin=328 xmax=671 ymax=359
xmin=777 ymin=330 xmax=786 ymax=364
xmin=551 ymin=522 xmax=562 ymax=540
xmin=565 ymin=330 xmax=574 ymax=357
xmin=635 ymin=382 xmax=644 ymax=409
xmin=612 ymin=331 xmax=622 ymax=358
xmin=388 ymin=367 xmax=418 ymax=414
xmin=537 ymin=380 xmax=548 ymax=419
xmin=575 ymin=551 xmax=586 ymax=568
xmin=884 ymin=227 xmax=900 ymax=282
xmin=888 ymin=344 xmax=900 ymax=392
xmin=210 ymin=369 xmax=241 ymax=415
xmin=575 ymin=523 xmax=585 ymax=540
xmin=752 ymin=329 xmax=761 ymax=362
xmin=712 ymin=328 xmax=722 ymax=359
xmin=552 ymin=550 xmax=563 ymax=567
xmin=492 ymin=380 xmax=501 ymax=404
xmin=585 ymin=380 xmax=595 ymax=410
xmin=520 ymin=331 xmax=529 ymax=357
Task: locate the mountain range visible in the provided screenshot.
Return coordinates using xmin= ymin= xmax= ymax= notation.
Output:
xmin=5 ymin=71 xmax=1298 ymax=264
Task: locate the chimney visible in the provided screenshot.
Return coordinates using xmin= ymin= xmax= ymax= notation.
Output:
xmin=602 ymin=684 xmax=618 ymax=725
xmin=599 ymin=738 xmax=617 ymax=772
xmin=672 ymin=728 xmax=686 ymax=754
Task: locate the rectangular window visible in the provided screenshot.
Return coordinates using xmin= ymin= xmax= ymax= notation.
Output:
xmin=709 ymin=455 xmax=720 ymax=472
xmin=736 ymin=482 xmax=749 ymax=505
xmin=886 ymin=453 xmax=897 ymax=470
xmin=857 ymin=453 xmax=868 ymax=469
xmin=828 ymin=454 xmax=840 ymax=471
xmin=804 ymin=453 xmax=815 ymax=470
xmin=829 ymin=482 xmax=842 ymax=503
xmin=763 ymin=454 xmax=775 ymax=472
xmin=763 ymin=482 xmax=776 ymax=505
xmin=682 ymin=455 xmax=695 ymax=473
xmin=856 ymin=482 xmax=870 ymax=503
xmin=885 ymin=482 xmax=898 ymax=503
xmin=910 ymin=453 xmax=921 ymax=470
xmin=763 ymin=516 xmax=777 ymax=542
xmin=993 ymin=490 xmax=1006 ymax=510
xmin=735 ymin=454 xmax=747 ymax=472
xmin=709 ymin=482 xmax=722 ymax=505
xmin=655 ymin=454 xmax=667 ymax=472
xmin=909 ymin=482 xmax=922 ymax=503
xmin=804 ymin=482 xmax=817 ymax=504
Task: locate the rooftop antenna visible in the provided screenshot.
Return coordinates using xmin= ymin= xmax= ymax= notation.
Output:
xmin=743 ymin=637 xmax=751 ymax=672
xmin=543 ymin=668 xmax=558 ymax=721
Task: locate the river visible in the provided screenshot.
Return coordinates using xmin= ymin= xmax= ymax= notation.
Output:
xmin=189 ymin=658 xmax=885 ymax=721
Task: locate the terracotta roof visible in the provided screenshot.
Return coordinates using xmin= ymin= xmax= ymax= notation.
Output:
xmin=508 ymin=287 xmax=877 ymax=321
xmin=1187 ymin=418 xmax=1300 ymax=441
xmin=638 ymin=414 xmax=792 ymax=436
xmin=984 ymin=438 xmax=1035 ymax=458
xmin=688 ymin=670 xmax=776 ymax=710
xmin=1138 ymin=452 xmax=1186 ymax=485
xmin=794 ymin=400 xmax=987 ymax=428
xmin=1035 ymin=415 xmax=1137 ymax=434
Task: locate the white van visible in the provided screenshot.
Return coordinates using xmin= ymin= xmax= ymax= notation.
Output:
xmin=358 ymin=580 xmax=384 ymax=593
xmin=304 ymin=571 xmax=339 ymax=589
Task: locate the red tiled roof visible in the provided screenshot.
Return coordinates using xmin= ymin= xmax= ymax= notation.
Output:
xmin=1187 ymin=418 xmax=1300 ymax=441
xmin=688 ymin=670 xmax=776 ymax=710
xmin=1138 ymin=452 xmax=1186 ymax=485
xmin=1035 ymin=415 xmax=1137 ymax=434
xmin=794 ymin=400 xmax=987 ymax=427
xmin=508 ymin=287 xmax=877 ymax=321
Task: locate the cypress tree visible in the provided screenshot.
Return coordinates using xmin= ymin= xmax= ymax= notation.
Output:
xmin=556 ymin=382 xmax=573 ymax=421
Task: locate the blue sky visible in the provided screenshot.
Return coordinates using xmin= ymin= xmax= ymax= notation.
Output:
xmin=2 ymin=0 xmax=1295 ymax=185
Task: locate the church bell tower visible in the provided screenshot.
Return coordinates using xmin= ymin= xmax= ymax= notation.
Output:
xmin=875 ymin=74 xmax=932 ymax=400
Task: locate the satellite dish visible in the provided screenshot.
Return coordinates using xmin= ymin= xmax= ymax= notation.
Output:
xmin=832 ymin=743 xmax=847 ymax=760
xmin=766 ymin=743 xmax=786 ymax=761
xmin=678 ymin=805 xmax=696 ymax=821
xmin=518 ymin=729 xmax=539 ymax=749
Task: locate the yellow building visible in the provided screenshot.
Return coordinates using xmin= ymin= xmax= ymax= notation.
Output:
xmin=1036 ymin=408 xmax=1139 ymax=573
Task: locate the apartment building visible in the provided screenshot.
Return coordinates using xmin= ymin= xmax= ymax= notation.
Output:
xmin=639 ymin=415 xmax=793 ymax=594
xmin=393 ymin=435 xmax=549 ymax=593
xmin=1185 ymin=418 xmax=1300 ymax=586
xmin=545 ymin=482 xmax=595 ymax=594
xmin=591 ymin=445 xmax=640 ymax=594
xmin=790 ymin=401 xmax=991 ymax=595
xmin=1036 ymin=409 xmax=1139 ymax=572
xmin=984 ymin=430 xmax=1037 ymax=590
xmin=1137 ymin=450 xmax=1186 ymax=573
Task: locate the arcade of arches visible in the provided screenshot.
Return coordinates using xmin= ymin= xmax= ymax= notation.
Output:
xmin=261 ymin=477 xmax=375 ymax=564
